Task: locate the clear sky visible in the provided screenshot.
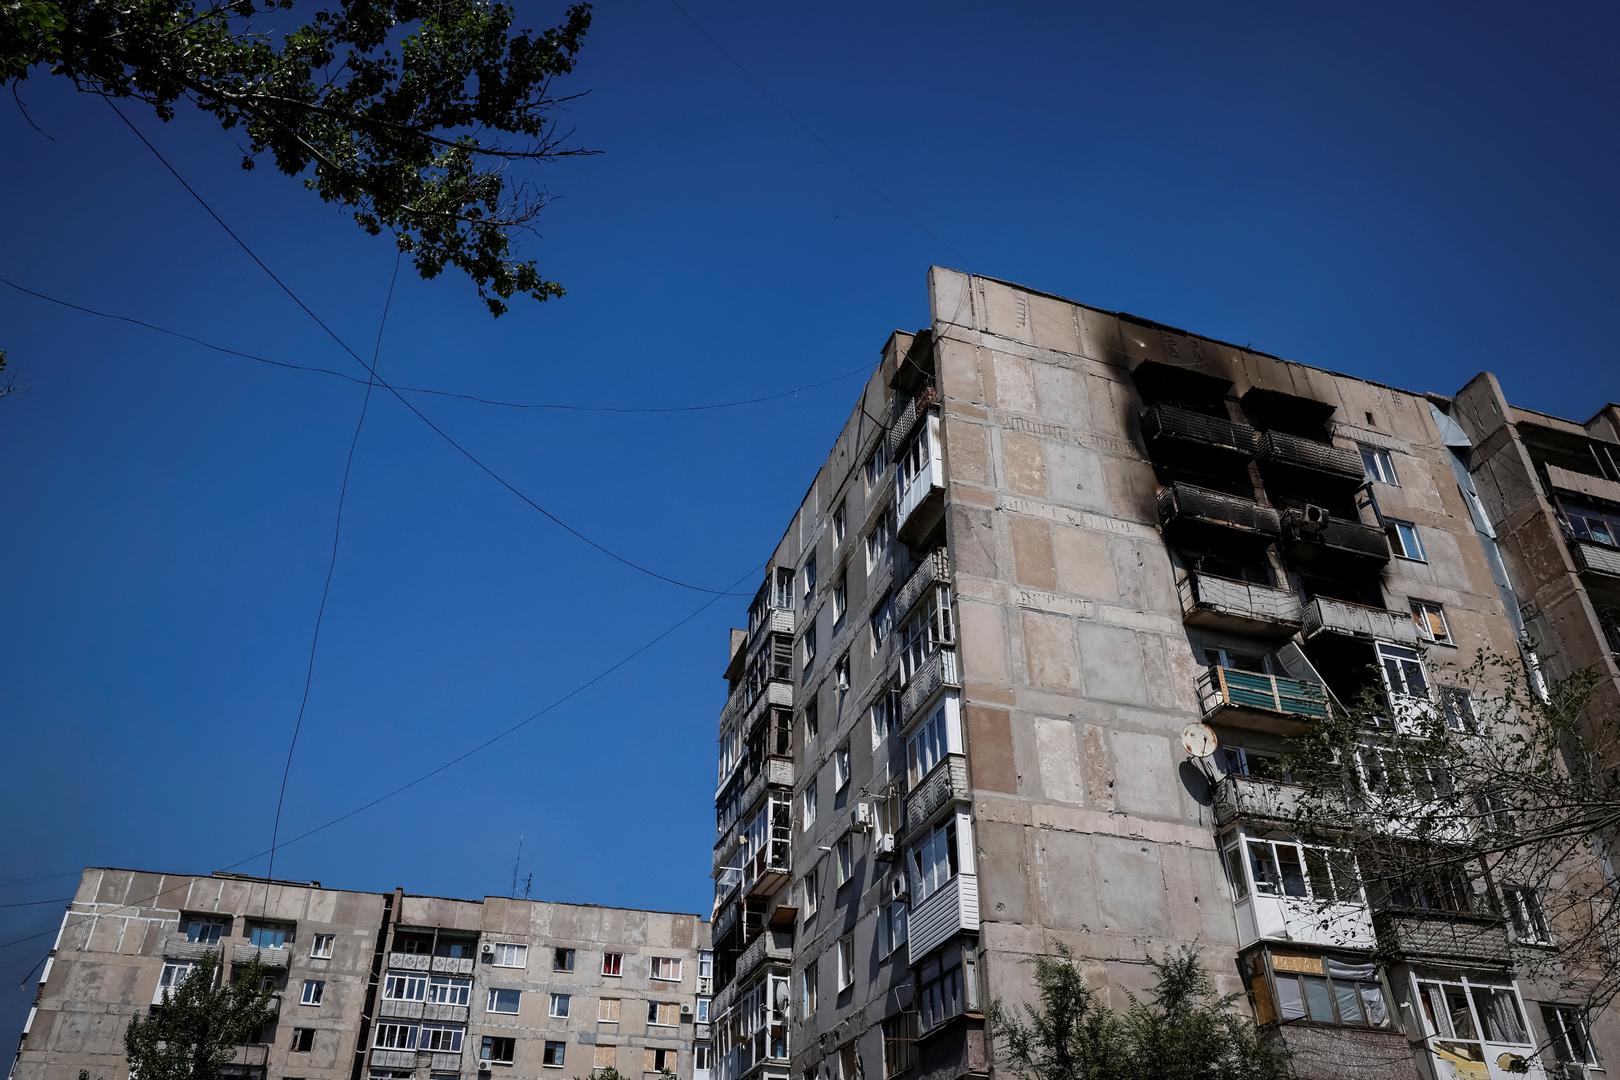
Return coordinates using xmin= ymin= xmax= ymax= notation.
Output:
xmin=2 ymin=0 xmax=1617 ymax=1043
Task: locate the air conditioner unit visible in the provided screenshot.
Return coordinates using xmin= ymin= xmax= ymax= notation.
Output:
xmin=480 ymin=943 xmax=495 ymax=957
xmin=873 ymin=834 xmax=897 ymax=859
xmin=681 ymin=1003 xmax=694 ymax=1017
xmin=851 ymin=803 xmax=874 ymax=831
xmin=889 ymin=875 xmax=908 ymax=901
xmin=478 ymin=1059 xmax=493 ymax=1071
xmin=1301 ymin=504 xmax=1330 ymax=530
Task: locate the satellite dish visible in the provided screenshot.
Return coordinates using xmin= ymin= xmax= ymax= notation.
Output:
xmin=1180 ymin=722 xmax=1219 ymax=759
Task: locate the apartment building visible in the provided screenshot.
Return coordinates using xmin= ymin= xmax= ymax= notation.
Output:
xmin=10 ymin=869 xmax=712 ymax=1080
xmin=706 ymin=267 xmax=1616 ymax=1080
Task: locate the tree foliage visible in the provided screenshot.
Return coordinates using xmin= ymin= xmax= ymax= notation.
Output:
xmin=4 ymin=0 xmax=593 ymax=315
xmin=1283 ymin=647 xmax=1617 ymax=1011
xmin=116 ymin=952 xmax=276 ymax=1080
xmin=988 ymin=944 xmax=1290 ymax=1080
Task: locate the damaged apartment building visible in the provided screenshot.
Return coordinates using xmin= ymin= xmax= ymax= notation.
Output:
xmin=9 ymin=870 xmax=713 ymax=1080
xmin=706 ymin=268 xmax=1619 ymax=1080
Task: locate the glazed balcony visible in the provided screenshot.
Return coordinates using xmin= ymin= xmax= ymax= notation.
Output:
xmin=904 ymin=754 xmax=970 ymax=842
xmin=1139 ymin=404 xmax=1258 ymax=462
xmin=1157 ymin=483 xmax=1280 ymax=544
xmin=1176 ymin=573 xmax=1301 ymax=637
xmin=1372 ymin=907 xmax=1510 ymax=966
xmin=1572 ymin=540 xmax=1620 ymax=579
xmin=907 ymin=874 xmax=979 ymax=965
xmin=1302 ymin=596 xmax=1418 ymax=645
xmin=1258 ymin=431 xmax=1366 ymax=489
xmin=1281 ymin=512 xmax=1391 ymax=568
xmin=900 ymin=649 xmax=960 ymax=726
xmin=896 ymin=548 xmax=951 ymax=621
xmin=1199 ymin=667 xmax=1330 ymax=732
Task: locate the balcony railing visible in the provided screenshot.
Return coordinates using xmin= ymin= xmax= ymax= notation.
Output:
xmin=1282 ymin=512 xmax=1391 ymax=565
xmin=388 ymin=951 xmax=430 ymax=971
xmin=430 ymin=955 xmax=475 ymax=976
xmin=230 ymin=943 xmax=288 ymax=969
xmin=1258 ymin=430 xmax=1366 ymax=485
xmin=712 ymin=897 xmax=738 ymax=944
xmin=738 ymin=757 xmax=795 ymax=819
xmin=733 ymin=929 xmax=792 ymax=983
xmin=1546 ymin=463 xmax=1620 ymax=506
xmin=1176 ymin=573 xmax=1301 ymax=635
xmin=163 ymin=936 xmax=219 ymax=961
xmin=1212 ymin=775 xmax=1305 ymax=826
xmin=896 ymin=548 xmax=951 ymax=621
xmin=747 ymin=607 xmax=795 ymax=646
xmin=1199 ymin=667 xmax=1330 ymax=723
xmin=230 ymin=1046 xmax=270 ymax=1067
xmin=1572 ymin=539 xmax=1620 ymax=578
xmin=1301 ymin=596 xmax=1418 ymax=644
xmin=1371 ymin=908 xmax=1510 ymax=966
xmin=742 ymin=680 xmax=794 ymax=737
xmin=888 ymin=385 xmax=938 ymax=458
xmin=900 ymin=649 xmax=960 ymax=725
xmin=1139 ymin=404 xmax=1258 ymax=459
xmin=904 ymin=755 xmax=970 ymax=841
xmin=1157 ymin=483 xmax=1280 ymax=538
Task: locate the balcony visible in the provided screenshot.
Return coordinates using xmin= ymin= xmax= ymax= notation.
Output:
xmin=888 ymin=385 xmax=938 ymax=458
xmin=370 ymin=1049 xmax=417 ymax=1070
xmin=743 ymin=680 xmax=794 ymax=737
xmin=430 ymin=955 xmax=475 ymax=976
xmin=748 ymin=607 xmax=795 ymax=646
xmin=230 ymin=943 xmax=288 ymax=969
xmin=379 ymin=998 xmax=425 ymax=1020
xmin=907 ymin=874 xmax=979 ymax=965
xmin=900 ymin=649 xmax=960 ymax=726
xmin=1371 ymin=908 xmax=1511 ymax=966
xmin=163 ymin=936 xmax=220 ymax=961
xmin=896 ymin=548 xmax=951 ymax=621
xmin=1572 ymin=540 xmax=1620 ymax=580
xmin=388 ymin=951 xmax=430 ymax=971
xmin=1199 ymin=667 xmax=1330 ymax=731
xmin=733 ymin=928 xmax=791 ymax=983
xmin=1157 ymin=484 xmax=1280 ymax=546
xmin=1139 ymin=404 xmax=1258 ymax=462
xmin=738 ymin=757 xmax=795 ymax=818
xmin=230 ymin=1045 xmax=270 ymax=1067
xmin=1257 ymin=431 xmax=1366 ymax=489
xmin=904 ymin=755 xmax=970 ymax=841
xmin=1546 ymin=463 xmax=1620 ymax=506
xmin=1212 ymin=776 xmax=1307 ymax=827
xmin=1281 ymin=512 xmax=1390 ymax=569
xmin=1176 ymin=573 xmax=1302 ymax=637
xmin=712 ymin=897 xmax=738 ymax=944
xmin=1301 ymin=596 xmax=1418 ymax=645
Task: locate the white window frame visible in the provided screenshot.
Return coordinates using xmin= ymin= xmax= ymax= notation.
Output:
xmin=155 ymin=960 xmax=197 ymax=1004
xmin=373 ymin=1023 xmax=418 ymax=1051
xmin=833 ymin=501 xmax=847 ymax=545
xmin=485 ymin=987 xmax=521 ymax=1015
xmin=865 ymin=508 xmax=894 ymax=574
xmin=835 ymin=834 xmax=854 ymax=887
xmin=1503 ymin=885 xmax=1553 ymax=945
xmin=1542 ymin=1004 xmax=1600 ymax=1067
xmin=908 ymin=812 xmax=976 ymax=904
xmin=489 ymin=942 xmax=528 ymax=968
xmin=802 ymin=867 xmax=820 ymax=921
xmin=1411 ymin=600 xmax=1452 ymax=645
xmin=179 ymin=915 xmax=227 ymax=945
xmin=650 ymin=955 xmax=683 ymax=982
xmin=802 ymin=554 xmax=817 ymax=600
xmin=309 ymin=933 xmax=335 ymax=959
xmin=865 ymin=443 xmax=887 ymax=493
xmin=1360 ymin=445 xmax=1399 ymax=485
xmin=1413 ymin=973 xmax=1534 ymax=1052
xmin=907 ymin=696 xmax=961 ymax=786
xmin=542 ymin=1040 xmax=566 ymax=1068
xmin=418 ymin=1023 xmax=463 ymax=1053
xmin=1376 ymin=641 xmax=1430 ymax=704
xmin=384 ymin=972 xmax=427 ymax=1002
xmin=803 ymin=624 xmax=818 ymax=667
xmin=549 ymin=992 xmax=571 ymax=1018
xmin=878 ymin=902 xmax=908 ymax=959
xmin=300 ymin=980 xmax=325 ymax=1006
xmin=802 ymin=779 xmax=818 ymax=833
xmin=837 ymin=935 xmax=855 ymax=991
xmin=801 ymin=961 xmax=818 ymax=1016
xmin=428 ymin=975 xmax=470 ymax=1006
xmin=601 ymin=951 xmax=623 ymax=977
xmin=834 ymin=743 xmax=851 ymax=791
xmin=1387 ymin=519 xmax=1426 ymax=561
xmin=697 ymin=995 xmax=711 ymax=1023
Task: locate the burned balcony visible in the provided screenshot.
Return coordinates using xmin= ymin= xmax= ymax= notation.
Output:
xmin=1258 ymin=431 xmax=1366 ymax=490
xmin=1371 ymin=908 xmax=1511 ymax=967
xmin=1157 ymin=484 xmax=1280 ymax=547
xmin=1176 ymin=573 xmax=1301 ymax=637
xmin=738 ymin=757 xmax=795 ymax=820
xmin=1199 ymin=667 xmax=1330 ymax=732
xmin=1301 ymin=596 xmax=1419 ymax=646
xmin=1139 ymin=404 xmax=1258 ymax=464
xmin=1281 ymin=510 xmax=1391 ymax=570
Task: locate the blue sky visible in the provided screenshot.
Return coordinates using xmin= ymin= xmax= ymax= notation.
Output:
xmin=2 ymin=0 xmax=1617 ymax=1041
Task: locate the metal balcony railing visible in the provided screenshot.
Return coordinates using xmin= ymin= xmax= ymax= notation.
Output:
xmin=896 ymin=548 xmax=951 ymax=621
xmin=430 ymin=955 xmax=475 ymax=976
xmin=888 ymin=385 xmax=938 ymax=458
xmin=904 ymin=755 xmax=970 ymax=841
xmin=1211 ymin=775 xmax=1322 ymax=827
xmin=388 ymin=951 xmax=430 ymax=971
xmin=1258 ymin=430 xmax=1365 ymax=484
xmin=162 ymin=936 xmax=219 ymax=961
xmin=1282 ymin=512 xmax=1391 ymax=564
xmin=1302 ymin=596 xmax=1418 ymax=644
xmin=1199 ymin=667 xmax=1330 ymax=722
xmin=230 ymin=943 xmax=288 ymax=969
xmin=738 ymin=757 xmax=794 ymax=820
xmin=1371 ymin=907 xmax=1510 ymax=966
xmin=900 ymin=649 xmax=960 ymax=725
xmin=1140 ymin=404 xmax=1258 ymax=458
xmin=1157 ymin=484 xmax=1280 ymax=536
xmin=1572 ymin=539 xmax=1620 ymax=578
xmin=1177 ymin=573 xmax=1302 ymax=633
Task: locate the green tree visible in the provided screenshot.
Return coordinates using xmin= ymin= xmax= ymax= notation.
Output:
xmin=988 ymin=944 xmax=1290 ymax=1080
xmin=114 ymin=952 xmax=276 ymax=1080
xmin=4 ymin=0 xmax=593 ymax=315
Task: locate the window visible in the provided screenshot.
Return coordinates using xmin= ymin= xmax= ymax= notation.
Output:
xmin=834 ymin=742 xmax=852 ymax=791
xmin=1264 ymin=955 xmax=1391 ymax=1029
xmin=805 ymin=699 xmax=819 ymax=742
xmin=546 ymin=992 xmax=570 ymax=1018
xmin=601 ymin=951 xmax=622 ymax=977
xmin=802 ymin=867 xmax=820 ymax=921
xmin=644 ymin=1048 xmax=677 ymax=1073
xmin=374 ymin=1023 xmax=416 ymax=1050
xmin=598 ymin=997 xmax=621 ymax=1022
xmin=489 ymin=942 xmax=527 ymax=968
xmin=1377 ymin=642 xmax=1430 ymax=700
xmin=1504 ymin=886 xmax=1552 ymax=944
xmin=865 ymin=509 xmax=894 ymax=573
xmin=551 ymin=946 xmax=574 ymax=972
xmin=650 ymin=956 xmax=682 ymax=981
xmin=648 ymin=1001 xmax=680 ymax=1026
xmin=428 ymin=975 xmax=470 ymax=1006
xmin=803 ymin=554 xmax=818 ymax=599
xmin=291 ymin=1028 xmax=316 ymax=1053
xmin=801 ymin=961 xmax=819 ymax=1016
xmin=699 ymin=950 xmax=713 ymax=980
xmin=248 ymin=923 xmax=289 ymax=949
xmin=480 ymin=1036 xmax=516 ymax=1064
xmin=898 ymin=587 xmax=954 ymax=684
xmin=907 ymin=699 xmax=958 ymax=786
xmin=1563 ymin=501 xmax=1620 ymax=547
xmin=694 ymin=1044 xmax=712 ymax=1072
xmin=916 ymin=950 xmax=977 ymax=1032
xmin=832 ymin=578 xmax=849 ymax=631
xmin=154 ymin=960 xmax=197 ymax=1003
xmin=869 ymin=593 xmax=895 ymax=654
xmin=486 ymin=988 xmax=521 ymax=1014
xmin=697 ymin=996 xmax=711 ymax=1022
xmin=1439 ymin=687 xmax=1477 ymax=733
xmin=879 ymin=902 xmax=908 ymax=959
xmin=1241 ymin=837 xmax=1362 ymax=905
xmin=384 ymin=972 xmax=427 ymax=1001
xmin=1415 ymin=975 xmax=1530 ymax=1050
xmin=1542 ymin=1004 xmax=1600 ymax=1066
xmin=542 ymin=1040 xmax=566 ymax=1068
xmin=803 ymin=779 xmax=818 ymax=832
xmin=300 ymin=980 xmax=325 ymax=1006
xmin=803 ymin=624 xmax=818 ymax=667
xmin=1385 ymin=519 xmax=1426 ymax=561
xmin=835 ymin=654 xmax=851 ymax=706
xmin=836 ymin=835 xmax=854 ymax=887
xmin=865 ymin=444 xmax=889 ymax=493
xmin=836 ymin=935 xmax=855 ymax=991
xmin=1217 ymin=746 xmax=1290 ymax=781
xmin=869 ymin=689 xmax=897 ymax=749
xmin=883 ymin=1012 xmax=918 ymax=1078
xmin=179 ymin=915 xmax=228 ymax=945
xmin=833 ymin=500 xmax=847 ymax=545
xmin=594 ymin=1046 xmax=616 ymax=1071
xmin=898 ymin=421 xmax=937 ymax=501
xmin=418 ymin=1024 xmax=463 ymax=1053
xmin=909 ymin=817 xmax=966 ymax=903
xmin=1360 ymin=445 xmax=1398 ymax=485
xmin=1411 ymin=600 xmax=1453 ymax=645
xmin=309 ymin=934 xmax=334 ymax=959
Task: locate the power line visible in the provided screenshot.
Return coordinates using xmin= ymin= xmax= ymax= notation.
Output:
xmin=99 ymin=97 xmax=750 ymax=597
xmin=264 ymin=250 xmax=402 ymax=894
xmin=0 ymin=898 xmax=72 ymax=910
xmin=0 ymin=276 xmax=873 ymax=414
